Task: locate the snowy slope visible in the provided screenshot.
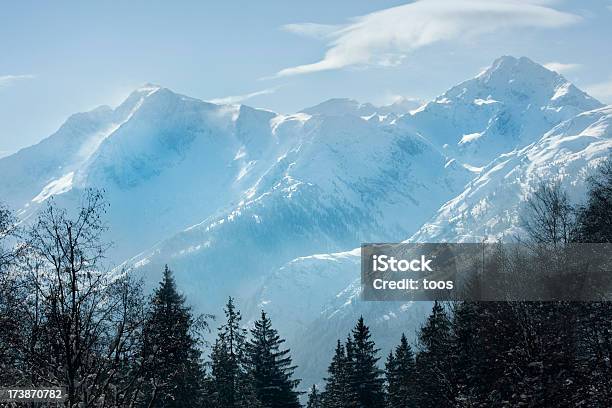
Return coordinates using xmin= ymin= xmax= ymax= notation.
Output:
xmin=411 ymin=105 xmax=612 ymax=243
xmin=0 ymin=85 xmax=159 ymax=216
xmin=126 ymin=112 xmax=470 ymax=310
xmin=302 ymin=97 xmax=422 ymax=125
xmin=252 ymin=247 xmax=431 ymax=386
xmin=257 ymin=104 xmax=611 ymax=387
xmin=73 ymin=89 xmax=286 ymax=259
xmin=399 ymin=56 xmax=603 ymax=167
xmin=0 ymin=79 xmax=469 ymax=310
xmin=246 ymin=56 xmax=607 ymax=336
xmin=0 ymin=85 xmax=292 ymax=259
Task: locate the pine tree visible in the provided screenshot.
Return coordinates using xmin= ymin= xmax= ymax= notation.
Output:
xmin=416 ymin=301 xmax=453 ymax=408
xmin=451 ymin=302 xmax=482 ymax=401
xmin=575 ymin=157 xmax=612 ymax=243
xmin=450 ymin=302 xmax=487 ymax=405
xmin=321 ymin=340 xmax=352 ymax=408
xmin=141 ymin=265 xmax=206 ymax=407
xmin=386 ymin=334 xmax=417 ymax=408
xmin=347 ymin=316 xmax=385 ymax=408
xmin=211 ymin=297 xmax=255 ymax=408
xmin=307 ymin=384 xmax=322 ymax=408
xmin=573 ymin=157 xmax=612 ymax=405
xmin=245 ymin=311 xmax=301 ymax=408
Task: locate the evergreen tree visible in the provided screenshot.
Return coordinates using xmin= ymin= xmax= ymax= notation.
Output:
xmin=343 ymin=335 xmax=359 ymax=408
xmin=385 ymin=351 xmax=396 ymax=407
xmin=385 ymin=334 xmax=417 ymax=408
xmin=245 ymin=311 xmax=301 ymax=408
xmin=449 ymin=302 xmax=488 ymax=405
xmin=575 ymin=157 xmax=612 ymax=243
xmin=211 ymin=297 xmax=260 ymax=408
xmin=416 ymin=301 xmax=453 ymax=408
xmin=321 ymin=340 xmax=353 ymax=408
xmin=141 ymin=265 xmax=207 ymax=407
xmin=573 ymin=157 xmax=612 ymax=405
xmin=307 ymin=385 xmax=322 ymax=408
xmin=347 ymin=317 xmax=385 ymax=408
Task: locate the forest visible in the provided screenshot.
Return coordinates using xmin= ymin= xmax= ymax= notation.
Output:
xmin=0 ymin=158 xmax=611 ymax=407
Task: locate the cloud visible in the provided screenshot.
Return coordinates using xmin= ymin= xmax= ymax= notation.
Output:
xmin=281 ymin=23 xmax=337 ymax=40
xmin=585 ymin=78 xmax=612 ymax=103
xmin=0 ymin=74 xmax=35 ymax=87
xmin=543 ymin=62 xmax=582 ymax=74
xmin=275 ymin=0 xmax=581 ymax=77
xmin=208 ymin=87 xmax=278 ymax=105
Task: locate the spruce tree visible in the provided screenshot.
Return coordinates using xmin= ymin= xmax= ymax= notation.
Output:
xmin=348 ymin=317 xmax=385 ymax=408
xmin=211 ymin=297 xmax=257 ymax=408
xmin=386 ymin=334 xmax=417 ymax=408
xmin=573 ymin=158 xmax=612 ymax=405
xmin=307 ymin=385 xmax=322 ymax=408
xmin=321 ymin=340 xmax=352 ymax=408
xmin=416 ymin=301 xmax=453 ymax=408
xmin=450 ymin=302 xmax=487 ymax=405
xmin=245 ymin=311 xmax=301 ymax=408
xmin=141 ymin=265 xmax=206 ymax=407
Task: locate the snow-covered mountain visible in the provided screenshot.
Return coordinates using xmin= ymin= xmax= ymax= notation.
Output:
xmin=302 ymin=97 xmax=422 ymax=124
xmin=126 ymin=108 xmax=470 ymax=309
xmin=0 ymin=86 xmax=150 ymax=216
xmin=257 ymin=103 xmax=611 ymax=386
xmin=399 ymin=56 xmax=603 ymax=167
xmin=411 ymin=105 xmax=612 ymax=243
xmin=1 ymin=55 xmax=609 ymax=388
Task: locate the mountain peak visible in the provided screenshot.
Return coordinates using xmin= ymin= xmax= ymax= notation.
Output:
xmin=489 ymin=55 xmax=538 ymax=70
xmin=401 ymin=55 xmax=603 ymax=167
xmin=477 ymin=55 xmax=559 ymax=85
xmin=113 ymin=83 xmax=166 ymax=117
xmin=140 ymin=82 xmax=162 ymax=90
xmin=437 ymin=55 xmax=602 ymax=110
xmin=125 ymin=83 xmax=165 ymax=101
xmin=301 ymin=97 xmax=421 ymax=118
xmin=301 ymin=98 xmax=376 ymax=116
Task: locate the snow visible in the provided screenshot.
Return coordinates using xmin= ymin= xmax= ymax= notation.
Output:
xmin=410 ymin=106 xmax=612 ymax=244
xmin=32 ymin=172 xmax=75 ymax=203
xmin=397 ymin=56 xmax=603 ymax=167
xmin=299 ymin=97 xmax=418 ymax=126
xmin=552 ymin=82 xmax=571 ymax=101
xmin=462 ymin=163 xmax=484 ymax=173
xmin=270 ymin=113 xmax=311 ymax=135
xmin=474 ymin=97 xmax=498 ymax=105
xmin=459 ymin=132 xmax=483 ymax=145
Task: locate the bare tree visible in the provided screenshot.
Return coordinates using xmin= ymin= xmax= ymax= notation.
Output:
xmin=521 ymin=181 xmax=576 ymax=249
xmin=0 ymin=202 xmax=27 ymax=386
xmin=13 ymin=190 xmax=148 ymax=407
xmin=0 ymin=202 xmax=20 ymax=269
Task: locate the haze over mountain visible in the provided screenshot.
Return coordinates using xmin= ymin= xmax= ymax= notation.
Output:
xmin=1 ymin=56 xmax=610 ymax=387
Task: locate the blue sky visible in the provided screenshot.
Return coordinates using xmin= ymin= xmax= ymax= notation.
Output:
xmin=1 ymin=0 xmax=612 ymax=154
